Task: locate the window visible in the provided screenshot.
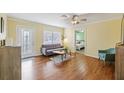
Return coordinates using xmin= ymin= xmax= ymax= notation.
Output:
xmin=43 ymin=31 xmax=61 ymax=44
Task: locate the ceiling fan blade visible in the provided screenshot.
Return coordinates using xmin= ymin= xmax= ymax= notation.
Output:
xmin=80 ymin=18 xmax=87 ymax=21
xmin=61 ymin=14 xmax=70 ymax=19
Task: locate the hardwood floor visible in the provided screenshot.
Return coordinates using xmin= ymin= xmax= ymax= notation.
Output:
xmin=22 ymin=53 xmax=115 ymax=80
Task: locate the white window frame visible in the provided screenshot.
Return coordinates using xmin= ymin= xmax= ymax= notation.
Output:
xmin=43 ymin=31 xmax=62 ymax=45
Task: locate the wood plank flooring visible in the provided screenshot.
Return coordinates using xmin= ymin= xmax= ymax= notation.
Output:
xmin=22 ymin=53 xmax=115 ymax=80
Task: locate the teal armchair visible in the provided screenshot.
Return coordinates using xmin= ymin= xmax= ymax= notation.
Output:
xmin=98 ymin=48 xmax=115 ymax=62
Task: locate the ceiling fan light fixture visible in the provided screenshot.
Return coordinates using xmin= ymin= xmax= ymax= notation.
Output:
xmin=72 ymin=15 xmax=79 ymax=20
xmin=71 ymin=20 xmax=80 ymax=25
xmin=71 ymin=15 xmax=80 ymax=25
xmin=61 ymin=14 xmax=87 ymax=25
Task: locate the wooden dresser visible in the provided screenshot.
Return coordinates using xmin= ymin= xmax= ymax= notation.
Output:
xmin=0 ymin=46 xmax=21 ymax=80
xmin=115 ymin=44 xmax=124 ymax=80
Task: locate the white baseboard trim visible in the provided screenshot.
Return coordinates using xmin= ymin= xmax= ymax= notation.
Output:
xmin=33 ymin=52 xmax=42 ymax=56
xmin=21 ymin=51 xmax=42 ymax=59
xmin=33 ymin=50 xmax=42 ymax=56
xmin=84 ymin=53 xmax=99 ymax=59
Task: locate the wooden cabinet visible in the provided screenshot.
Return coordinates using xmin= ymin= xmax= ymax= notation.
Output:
xmin=115 ymin=44 xmax=124 ymax=80
xmin=0 ymin=46 xmax=21 ymax=80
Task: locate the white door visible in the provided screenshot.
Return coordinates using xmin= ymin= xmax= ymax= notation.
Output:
xmin=16 ymin=27 xmax=34 ymax=58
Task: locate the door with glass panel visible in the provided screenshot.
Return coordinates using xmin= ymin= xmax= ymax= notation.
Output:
xmin=16 ymin=27 xmax=34 ymax=58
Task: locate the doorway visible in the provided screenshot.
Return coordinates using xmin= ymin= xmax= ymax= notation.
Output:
xmin=75 ymin=30 xmax=85 ymax=54
xmin=16 ymin=26 xmax=34 ymax=58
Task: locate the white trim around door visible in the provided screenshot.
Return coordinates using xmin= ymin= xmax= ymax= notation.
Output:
xmin=16 ymin=26 xmax=35 ymax=58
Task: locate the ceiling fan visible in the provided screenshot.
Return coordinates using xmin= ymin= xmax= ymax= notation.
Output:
xmin=61 ymin=14 xmax=87 ymax=25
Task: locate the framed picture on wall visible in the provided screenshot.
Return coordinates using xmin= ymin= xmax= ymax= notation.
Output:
xmin=1 ymin=17 xmax=4 ymax=33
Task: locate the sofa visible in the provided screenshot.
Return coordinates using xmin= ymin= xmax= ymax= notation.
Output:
xmin=41 ymin=44 xmax=64 ymax=56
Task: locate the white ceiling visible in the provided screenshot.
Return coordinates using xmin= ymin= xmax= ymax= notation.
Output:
xmin=7 ymin=13 xmax=122 ymax=28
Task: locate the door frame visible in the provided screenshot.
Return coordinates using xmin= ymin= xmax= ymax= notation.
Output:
xmin=16 ymin=25 xmax=35 ymax=58
xmin=74 ymin=28 xmax=87 ymax=53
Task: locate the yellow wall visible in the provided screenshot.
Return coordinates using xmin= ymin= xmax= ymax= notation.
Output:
xmin=85 ymin=19 xmax=121 ymax=58
xmin=64 ymin=28 xmax=87 ymax=52
xmin=64 ymin=19 xmax=121 ymax=58
xmin=7 ymin=17 xmax=64 ymax=55
xmin=64 ymin=28 xmax=76 ymax=52
xmin=7 ymin=16 xmax=121 ymax=58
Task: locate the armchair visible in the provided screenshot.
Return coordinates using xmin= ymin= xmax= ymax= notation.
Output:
xmin=98 ymin=48 xmax=115 ymax=63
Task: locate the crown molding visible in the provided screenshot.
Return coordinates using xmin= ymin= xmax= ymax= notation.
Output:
xmin=83 ymin=16 xmax=122 ymax=26
xmin=8 ymin=15 xmax=122 ymax=29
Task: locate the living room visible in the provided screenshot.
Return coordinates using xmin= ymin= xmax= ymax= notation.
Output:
xmin=1 ymin=0 xmax=124 ymax=93
xmin=0 ymin=13 xmax=123 ymax=80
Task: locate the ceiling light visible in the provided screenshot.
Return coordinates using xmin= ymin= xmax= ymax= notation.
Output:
xmin=71 ymin=20 xmax=80 ymax=25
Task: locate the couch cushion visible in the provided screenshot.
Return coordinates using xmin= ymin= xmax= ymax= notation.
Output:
xmin=41 ymin=44 xmax=63 ymax=56
xmin=47 ymin=48 xmax=65 ymax=52
xmin=42 ymin=44 xmax=61 ymax=49
xmin=54 ymin=44 xmax=61 ymax=48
